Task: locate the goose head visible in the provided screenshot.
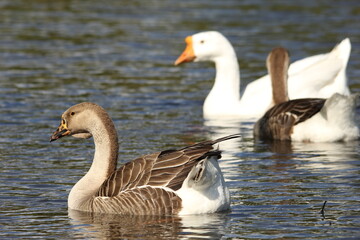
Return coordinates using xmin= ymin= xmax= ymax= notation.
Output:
xmin=175 ymin=31 xmax=236 ymax=65
xmin=50 ymin=102 xmax=104 ymax=142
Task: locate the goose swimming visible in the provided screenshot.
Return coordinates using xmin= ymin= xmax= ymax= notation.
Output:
xmin=50 ymin=102 xmax=241 ymax=215
xmin=175 ymin=31 xmax=351 ymax=119
xmin=253 ymin=47 xmax=359 ymax=142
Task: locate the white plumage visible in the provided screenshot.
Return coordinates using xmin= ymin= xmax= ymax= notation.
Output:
xmin=175 ymin=31 xmax=351 ymax=119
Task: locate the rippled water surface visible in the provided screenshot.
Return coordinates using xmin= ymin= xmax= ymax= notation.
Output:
xmin=1 ymin=0 xmax=360 ymax=239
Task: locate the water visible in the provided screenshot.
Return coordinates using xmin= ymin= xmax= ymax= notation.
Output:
xmin=1 ymin=0 xmax=360 ymax=239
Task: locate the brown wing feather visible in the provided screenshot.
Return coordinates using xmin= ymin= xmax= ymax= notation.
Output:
xmin=156 ymin=134 xmax=240 ymax=190
xmin=97 ymin=134 xmax=241 ymax=195
xmin=265 ymin=98 xmax=326 ymax=124
xmin=256 ymin=98 xmax=326 ymax=140
xmin=93 ymin=186 xmax=182 ymax=215
xmin=93 ymin=134 xmax=240 ymax=215
xmin=97 ymin=134 xmax=240 ymax=194
xmin=97 ymin=154 xmax=157 ymax=196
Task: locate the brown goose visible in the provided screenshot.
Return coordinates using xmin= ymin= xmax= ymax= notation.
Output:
xmin=50 ymin=102 xmax=240 ymax=215
xmin=254 ymin=47 xmax=359 ymax=142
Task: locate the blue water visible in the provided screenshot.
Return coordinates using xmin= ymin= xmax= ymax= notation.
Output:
xmin=1 ymin=0 xmax=360 ymax=239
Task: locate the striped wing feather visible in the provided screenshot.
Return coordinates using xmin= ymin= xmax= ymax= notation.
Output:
xmin=258 ymin=98 xmax=326 ymax=140
xmin=93 ymin=186 xmax=181 ymax=215
xmin=94 ymin=134 xmax=241 ymax=214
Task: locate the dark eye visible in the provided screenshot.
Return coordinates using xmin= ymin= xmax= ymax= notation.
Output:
xmin=70 ymin=112 xmax=75 ymax=116
xmin=200 ymin=40 xmax=205 ymax=44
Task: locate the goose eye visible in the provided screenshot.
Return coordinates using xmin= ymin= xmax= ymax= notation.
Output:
xmin=70 ymin=112 xmax=75 ymax=116
xmin=200 ymin=40 xmax=205 ymax=44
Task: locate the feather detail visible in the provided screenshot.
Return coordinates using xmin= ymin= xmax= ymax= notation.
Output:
xmin=93 ymin=133 xmax=241 ymax=214
xmin=255 ymin=98 xmax=326 ymax=140
xmin=93 ymin=186 xmax=181 ymax=215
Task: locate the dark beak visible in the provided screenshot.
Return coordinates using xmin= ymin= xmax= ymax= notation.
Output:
xmin=50 ymin=121 xmax=71 ymax=142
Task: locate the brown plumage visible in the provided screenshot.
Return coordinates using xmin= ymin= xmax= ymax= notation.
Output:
xmin=50 ymin=102 xmax=240 ymax=215
xmin=267 ymin=47 xmax=290 ymax=105
xmin=92 ymin=135 xmax=238 ymax=215
xmin=254 ymin=47 xmax=327 ymax=141
xmin=254 ymin=98 xmax=326 ymax=140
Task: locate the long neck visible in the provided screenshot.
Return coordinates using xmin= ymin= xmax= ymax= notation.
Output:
xmin=90 ymin=114 xmax=118 ymax=177
xmin=267 ymin=48 xmax=289 ymax=105
xmin=68 ymin=114 xmax=118 ymax=210
xmin=208 ymin=53 xmax=240 ymax=102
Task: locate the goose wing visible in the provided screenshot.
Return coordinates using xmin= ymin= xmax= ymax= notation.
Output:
xmin=93 ymin=186 xmax=182 ymax=215
xmin=257 ymin=98 xmax=326 ymax=140
xmin=92 ymin=134 xmax=241 ymax=215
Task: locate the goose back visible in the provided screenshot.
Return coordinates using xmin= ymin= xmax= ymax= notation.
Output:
xmin=254 ymin=98 xmax=326 ymax=140
xmin=90 ymin=134 xmax=240 ymax=215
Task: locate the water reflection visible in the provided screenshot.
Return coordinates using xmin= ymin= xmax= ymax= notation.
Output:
xmin=254 ymin=137 xmax=360 ymax=172
xmin=203 ymin=114 xmax=360 ymax=166
xmin=203 ymin=117 xmax=250 ymax=154
xmin=68 ymin=209 xmax=230 ymax=239
xmin=1 ymin=0 xmax=360 ymax=239
xmin=292 ymin=141 xmax=360 ymax=171
xmin=261 ymin=140 xmax=293 ymax=156
xmin=205 ymin=116 xmax=360 ymax=186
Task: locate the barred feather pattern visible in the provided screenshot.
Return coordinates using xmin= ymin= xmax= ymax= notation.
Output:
xmin=92 ymin=186 xmax=182 ymax=215
xmin=255 ymin=98 xmax=326 ymax=140
xmin=91 ymin=134 xmax=241 ymax=215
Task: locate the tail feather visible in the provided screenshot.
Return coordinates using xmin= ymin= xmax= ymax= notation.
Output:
xmin=320 ymin=38 xmax=351 ymax=96
xmin=322 ymin=93 xmax=359 ymax=123
xmin=179 ymin=133 xmax=241 ymax=151
xmin=335 ymin=38 xmax=351 ymax=65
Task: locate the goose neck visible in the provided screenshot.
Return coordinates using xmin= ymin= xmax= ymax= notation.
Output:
xmin=68 ymin=113 xmax=118 ymax=210
xmin=89 ymin=115 xmax=118 ymax=178
xmin=267 ymin=48 xmax=290 ymax=105
xmin=212 ymin=54 xmax=240 ymax=99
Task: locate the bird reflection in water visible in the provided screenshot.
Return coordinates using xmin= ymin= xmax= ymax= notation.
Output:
xmin=68 ymin=209 xmax=230 ymax=239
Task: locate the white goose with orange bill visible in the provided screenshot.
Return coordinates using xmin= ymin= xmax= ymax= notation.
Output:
xmin=175 ymin=31 xmax=351 ymax=119
xmin=253 ymin=47 xmax=359 ymax=142
xmin=50 ymin=102 xmax=241 ymax=215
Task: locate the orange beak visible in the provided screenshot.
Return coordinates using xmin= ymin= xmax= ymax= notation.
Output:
xmin=174 ymin=36 xmax=196 ymax=65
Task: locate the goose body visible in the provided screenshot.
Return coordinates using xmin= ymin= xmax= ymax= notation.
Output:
xmin=253 ymin=47 xmax=359 ymax=142
xmin=175 ymin=31 xmax=351 ymax=119
xmin=50 ymin=102 xmax=240 ymax=215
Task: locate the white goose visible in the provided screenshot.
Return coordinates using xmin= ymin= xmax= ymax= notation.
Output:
xmin=50 ymin=102 xmax=241 ymax=215
xmin=253 ymin=47 xmax=359 ymax=142
xmin=175 ymin=31 xmax=351 ymax=119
